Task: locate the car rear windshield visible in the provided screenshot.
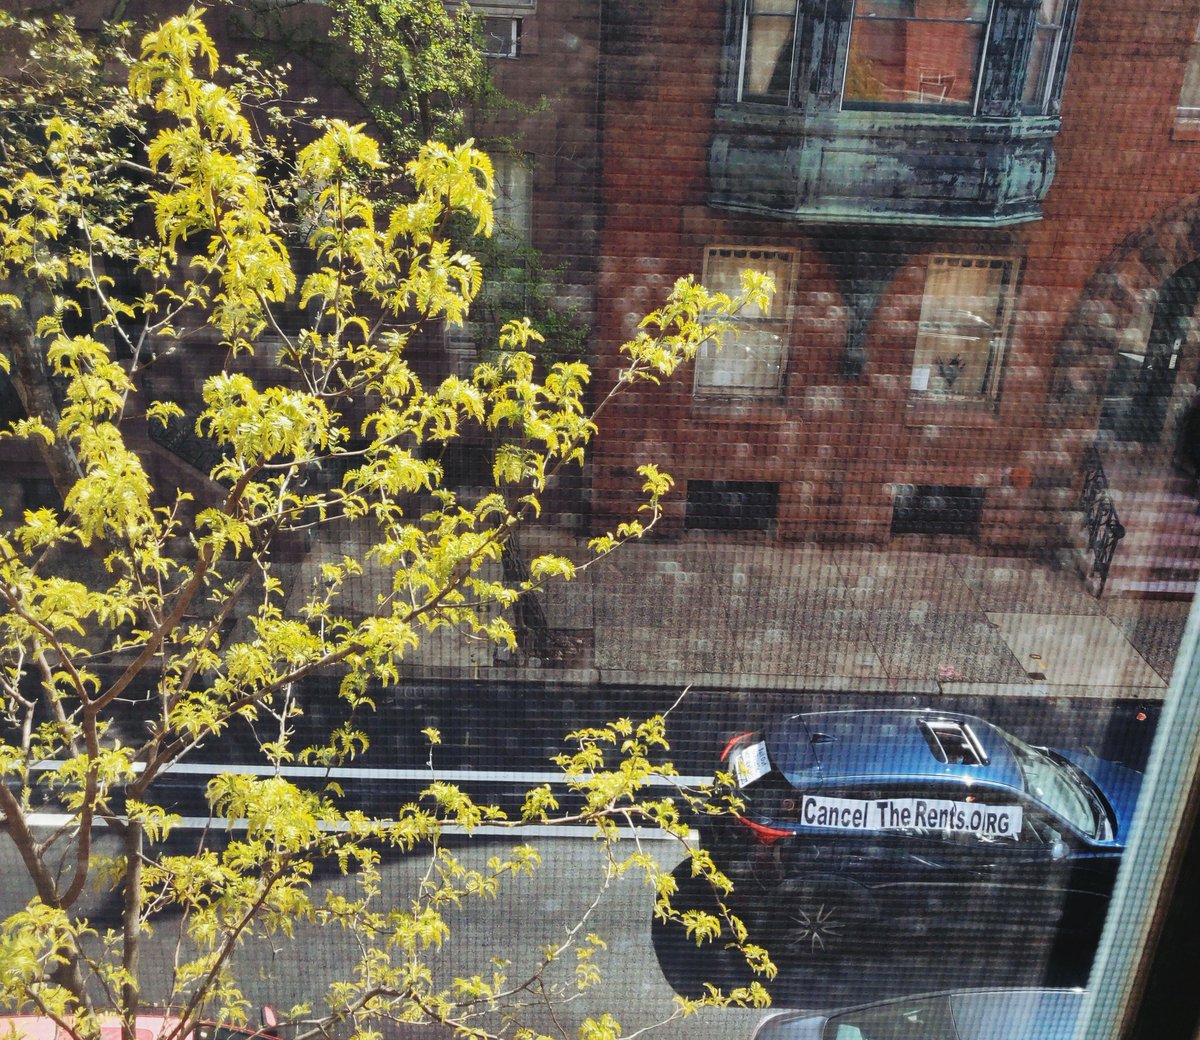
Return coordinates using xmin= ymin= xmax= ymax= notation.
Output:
xmin=1004 ymin=734 xmax=1100 ymax=836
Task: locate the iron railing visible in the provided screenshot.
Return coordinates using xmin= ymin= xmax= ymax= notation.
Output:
xmin=1081 ymin=442 xmax=1126 ymax=597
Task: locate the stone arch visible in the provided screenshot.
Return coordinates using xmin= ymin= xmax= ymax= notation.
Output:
xmin=1051 ymin=193 xmax=1200 ymax=430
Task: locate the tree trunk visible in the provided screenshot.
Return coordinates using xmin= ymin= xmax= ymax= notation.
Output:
xmin=121 ymin=819 xmax=144 ymax=1040
xmin=0 ymin=276 xmax=84 ymax=500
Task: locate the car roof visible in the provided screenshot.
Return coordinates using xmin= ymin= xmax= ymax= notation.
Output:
xmin=766 ymin=709 xmax=1026 ymax=793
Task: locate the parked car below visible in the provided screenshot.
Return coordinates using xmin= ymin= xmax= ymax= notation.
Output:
xmin=705 ymin=709 xmax=1144 ymax=964
xmin=752 ymin=987 xmax=1085 ymax=1040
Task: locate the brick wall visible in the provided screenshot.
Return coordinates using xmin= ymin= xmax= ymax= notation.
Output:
xmin=585 ymin=0 xmax=1200 ymax=551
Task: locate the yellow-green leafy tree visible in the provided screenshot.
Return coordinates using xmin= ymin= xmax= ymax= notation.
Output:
xmin=0 ymin=9 xmax=776 ymax=1040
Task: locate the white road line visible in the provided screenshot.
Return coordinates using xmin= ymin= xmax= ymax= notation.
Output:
xmin=23 ymin=812 xmax=686 ymax=841
xmin=32 ymin=761 xmax=713 ymax=787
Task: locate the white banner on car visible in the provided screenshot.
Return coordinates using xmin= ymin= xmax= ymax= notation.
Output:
xmin=801 ymin=794 xmax=1022 ymax=839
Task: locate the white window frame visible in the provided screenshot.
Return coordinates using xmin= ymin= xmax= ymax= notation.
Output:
xmin=694 ymin=247 xmax=794 ymax=397
xmin=909 ymin=254 xmax=1018 ymax=402
xmin=480 ymin=15 xmax=522 ymax=58
xmin=490 ymin=154 xmax=533 ymax=244
xmin=446 ymin=1 xmax=533 ymax=58
xmin=737 ymin=0 xmax=801 ymax=104
xmin=1022 ymin=0 xmax=1068 ymax=113
xmin=1179 ymin=18 xmax=1200 ymax=123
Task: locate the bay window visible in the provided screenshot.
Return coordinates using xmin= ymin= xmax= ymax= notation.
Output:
xmin=1023 ymin=0 xmax=1069 ymax=112
xmin=729 ymin=0 xmax=1076 ymax=117
xmin=711 ymin=0 xmax=1079 ymax=224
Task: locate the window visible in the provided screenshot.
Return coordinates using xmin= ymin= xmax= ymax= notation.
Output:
xmin=822 ymin=997 xmax=959 ymax=1040
xmin=729 ymin=0 xmax=1077 ymax=116
xmin=452 ymin=1 xmax=533 ymax=58
xmin=844 ymin=0 xmax=989 ymax=110
xmin=481 ymin=15 xmax=521 ymax=58
xmin=1178 ymin=18 xmax=1200 ymax=123
xmin=919 ymin=718 xmax=989 ymax=765
xmin=891 ymin=484 xmax=985 ymax=536
xmin=695 ymin=247 xmax=792 ymax=395
xmin=455 ymin=154 xmax=532 ymax=362
xmin=491 ymin=154 xmax=532 ymax=243
xmin=714 ymin=0 xmax=1079 ymax=222
xmin=685 ymin=481 xmax=780 ymax=531
xmin=910 ymin=255 xmax=1016 ymax=399
xmin=738 ymin=0 xmax=798 ymax=104
xmin=1023 ymin=0 xmax=1069 ymax=112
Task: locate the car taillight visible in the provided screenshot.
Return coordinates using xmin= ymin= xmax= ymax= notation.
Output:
xmin=720 ymin=731 xmax=756 ymax=762
xmin=736 ymin=814 xmax=793 ymax=846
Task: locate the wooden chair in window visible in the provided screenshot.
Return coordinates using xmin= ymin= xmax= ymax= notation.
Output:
xmin=918 ymin=70 xmax=954 ymax=103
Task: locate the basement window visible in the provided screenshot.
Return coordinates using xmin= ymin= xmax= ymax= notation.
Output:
xmin=686 ymin=480 xmax=780 ymax=531
xmin=891 ymin=484 xmax=984 ymax=536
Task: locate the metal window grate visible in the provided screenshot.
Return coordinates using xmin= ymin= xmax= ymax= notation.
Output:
xmin=891 ymin=484 xmax=984 ymax=536
xmin=685 ymin=480 xmax=779 ymax=531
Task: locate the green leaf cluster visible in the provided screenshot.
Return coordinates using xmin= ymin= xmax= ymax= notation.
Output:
xmin=0 ymin=9 xmax=778 ymax=1040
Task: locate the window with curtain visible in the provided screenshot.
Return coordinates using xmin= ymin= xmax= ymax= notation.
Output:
xmin=491 ymin=155 xmax=533 ymax=243
xmin=695 ymin=248 xmax=793 ymax=395
xmin=910 ymin=255 xmax=1016 ymax=399
xmin=739 ymin=0 xmax=799 ymax=104
xmin=1178 ymin=18 xmax=1200 ymax=122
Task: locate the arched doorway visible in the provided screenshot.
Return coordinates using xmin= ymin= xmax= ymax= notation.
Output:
xmin=1048 ymin=199 xmax=1200 ymax=597
xmin=1099 ymin=258 xmax=1200 ymax=446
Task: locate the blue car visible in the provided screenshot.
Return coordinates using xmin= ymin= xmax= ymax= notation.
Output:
xmin=708 ymin=710 xmax=1143 ymax=962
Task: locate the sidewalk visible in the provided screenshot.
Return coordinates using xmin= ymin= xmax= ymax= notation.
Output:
xmin=395 ymin=535 xmax=1191 ymax=699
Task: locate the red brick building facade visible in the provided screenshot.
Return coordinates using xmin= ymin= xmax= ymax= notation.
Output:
xmin=578 ymin=0 xmax=1200 ymax=559
xmin=7 ymin=0 xmax=1200 ymax=568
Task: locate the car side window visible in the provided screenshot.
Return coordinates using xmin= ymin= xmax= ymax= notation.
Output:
xmin=1020 ymin=803 xmax=1068 ymax=847
xmin=745 ymin=770 xmax=804 ymax=823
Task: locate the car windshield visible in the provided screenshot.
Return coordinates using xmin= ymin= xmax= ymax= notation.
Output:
xmin=1003 ymin=734 xmax=1100 ymax=836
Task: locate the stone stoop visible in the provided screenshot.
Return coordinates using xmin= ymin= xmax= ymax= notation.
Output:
xmin=1086 ymin=463 xmax=1200 ymax=600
